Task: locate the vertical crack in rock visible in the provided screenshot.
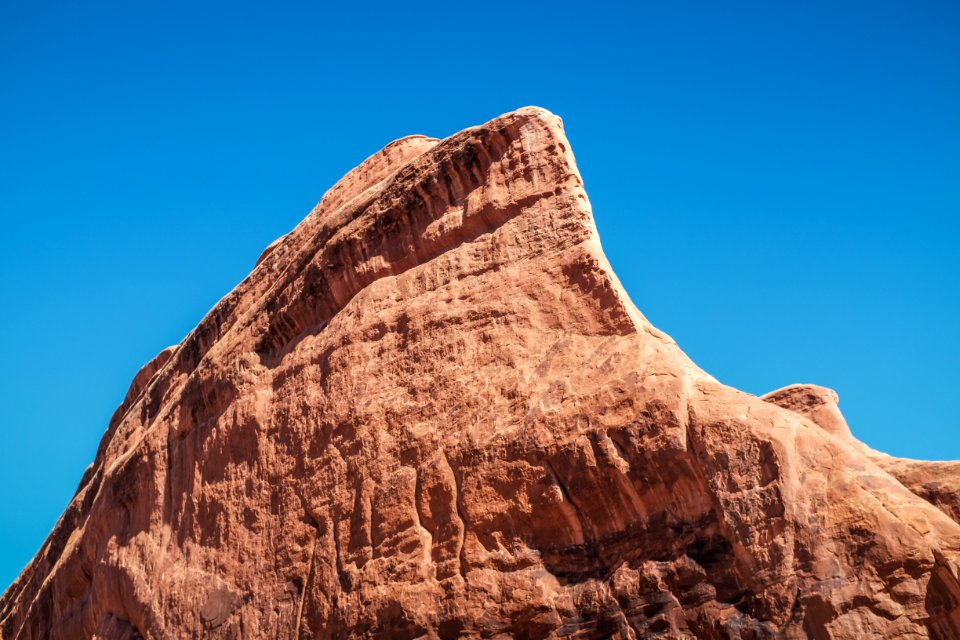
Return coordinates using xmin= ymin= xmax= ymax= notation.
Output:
xmin=293 ymin=525 xmax=319 ymax=640
xmin=545 ymin=458 xmax=591 ymax=546
xmin=445 ymin=452 xmax=470 ymax=583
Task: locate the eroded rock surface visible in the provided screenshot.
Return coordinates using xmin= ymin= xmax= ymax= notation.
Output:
xmin=2 ymin=108 xmax=960 ymax=639
xmin=764 ymin=384 xmax=960 ymax=530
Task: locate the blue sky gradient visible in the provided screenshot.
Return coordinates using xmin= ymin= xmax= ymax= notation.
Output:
xmin=1 ymin=1 xmax=957 ymax=588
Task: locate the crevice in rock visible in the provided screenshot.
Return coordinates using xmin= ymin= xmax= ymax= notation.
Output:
xmin=294 ymin=523 xmax=320 ymax=640
xmin=445 ymin=451 xmax=469 ymax=582
xmin=545 ymin=458 xmax=593 ymax=544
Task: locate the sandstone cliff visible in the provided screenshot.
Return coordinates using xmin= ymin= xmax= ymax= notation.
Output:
xmin=2 ymin=108 xmax=959 ymax=639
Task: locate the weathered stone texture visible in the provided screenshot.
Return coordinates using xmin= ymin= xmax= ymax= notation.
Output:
xmin=3 ymin=108 xmax=959 ymax=639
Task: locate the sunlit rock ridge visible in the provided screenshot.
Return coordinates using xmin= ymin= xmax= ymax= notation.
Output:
xmin=2 ymin=108 xmax=959 ymax=639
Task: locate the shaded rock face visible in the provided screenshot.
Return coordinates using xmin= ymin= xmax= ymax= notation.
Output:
xmin=2 ymin=107 xmax=960 ymax=640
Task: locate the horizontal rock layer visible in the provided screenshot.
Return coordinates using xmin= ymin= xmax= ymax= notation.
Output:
xmin=2 ymin=108 xmax=960 ymax=639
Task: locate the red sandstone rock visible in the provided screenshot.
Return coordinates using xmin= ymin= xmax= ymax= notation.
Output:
xmin=2 ymin=108 xmax=960 ymax=639
xmin=764 ymin=384 xmax=960 ymax=529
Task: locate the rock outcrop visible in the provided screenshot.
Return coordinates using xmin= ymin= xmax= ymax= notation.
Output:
xmin=764 ymin=384 xmax=960 ymax=529
xmin=2 ymin=107 xmax=960 ymax=639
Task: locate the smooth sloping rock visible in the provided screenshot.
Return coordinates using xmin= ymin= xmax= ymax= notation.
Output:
xmin=764 ymin=383 xmax=960 ymax=529
xmin=2 ymin=108 xmax=960 ymax=639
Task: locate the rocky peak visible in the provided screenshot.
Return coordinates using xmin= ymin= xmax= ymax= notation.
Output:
xmin=2 ymin=108 xmax=960 ymax=640
xmin=762 ymin=383 xmax=852 ymax=438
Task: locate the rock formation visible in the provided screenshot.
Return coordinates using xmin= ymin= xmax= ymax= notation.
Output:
xmin=2 ymin=107 xmax=959 ymax=639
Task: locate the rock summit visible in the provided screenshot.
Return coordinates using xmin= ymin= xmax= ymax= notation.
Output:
xmin=3 ymin=108 xmax=959 ymax=639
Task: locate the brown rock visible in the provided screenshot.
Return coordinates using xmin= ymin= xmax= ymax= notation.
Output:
xmin=3 ymin=107 xmax=960 ymax=639
xmin=764 ymin=383 xmax=960 ymax=529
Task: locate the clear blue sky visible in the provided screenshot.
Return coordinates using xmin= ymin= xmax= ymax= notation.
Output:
xmin=1 ymin=1 xmax=957 ymax=589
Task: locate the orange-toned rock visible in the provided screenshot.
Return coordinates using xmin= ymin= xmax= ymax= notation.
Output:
xmin=3 ymin=108 xmax=960 ymax=639
xmin=764 ymin=383 xmax=960 ymax=530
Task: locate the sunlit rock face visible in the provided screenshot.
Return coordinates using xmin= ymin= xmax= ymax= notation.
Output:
xmin=2 ymin=108 xmax=960 ymax=640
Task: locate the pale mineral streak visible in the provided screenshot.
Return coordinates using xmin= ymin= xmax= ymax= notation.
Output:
xmin=2 ymin=108 xmax=959 ymax=639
